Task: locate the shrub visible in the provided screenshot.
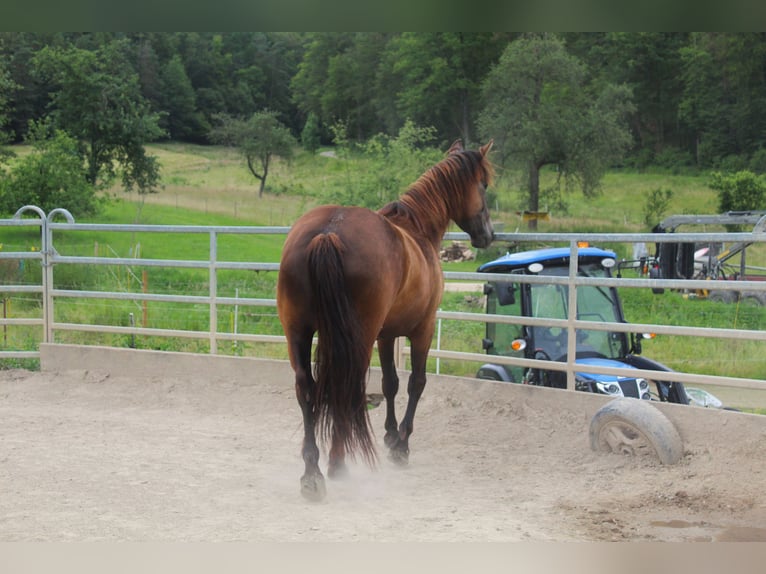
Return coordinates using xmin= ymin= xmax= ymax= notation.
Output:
xmin=300 ymin=112 xmax=321 ymax=154
xmin=709 ymin=170 xmax=766 ymax=229
xmin=642 ymin=187 xmax=674 ymax=229
xmin=326 ymin=120 xmax=442 ymax=209
xmin=0 ymin=123 xmax=100 ymax=217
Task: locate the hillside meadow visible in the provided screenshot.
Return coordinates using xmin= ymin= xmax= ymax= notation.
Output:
xmin=2 ymin=142 xmax=765 ymax=410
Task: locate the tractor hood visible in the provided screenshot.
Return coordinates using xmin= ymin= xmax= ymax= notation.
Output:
xmin=575 ymin=357 xmax=637 ymax=382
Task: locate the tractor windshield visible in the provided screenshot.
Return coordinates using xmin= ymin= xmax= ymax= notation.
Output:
xmin=529 ymin=263 xmax=628 ymax=361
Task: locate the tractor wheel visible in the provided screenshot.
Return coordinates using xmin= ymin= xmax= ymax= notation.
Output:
xmin=708 ymin=289 xmax=736 ymax=304
xmin=739 ymin=291 xmax=766 ymax=306
xmin=589 ymin=398 xmax=683 ymax=465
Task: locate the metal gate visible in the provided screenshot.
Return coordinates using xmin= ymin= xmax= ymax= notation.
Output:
xmin=2 ymin=205 xmax=765 ymax=395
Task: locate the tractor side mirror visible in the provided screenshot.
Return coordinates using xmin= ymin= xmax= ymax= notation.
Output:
xmin=496 ymin=282 xmax=516 ymax=306
xmin=649 ymin=266 xmax=664 ymax=294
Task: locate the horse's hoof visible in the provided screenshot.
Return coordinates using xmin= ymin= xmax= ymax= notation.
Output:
xmin=388 ymin=446 xmax=410 ymax=467
xmin=327 ymin=461 xmax=349 ymax=480
xmin=384 ymin=432 xmax=398 ymax=449
xmin=300 ymin=473 xmax=327 ymax=502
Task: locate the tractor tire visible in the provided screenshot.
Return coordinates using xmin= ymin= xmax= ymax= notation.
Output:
xmin=739 ymin=291 xmax=766 ymax=306
xmin=707 ymin=289 xmax=736 ymax=304
xmin=589 ymin=398 xmax=683 ymax=465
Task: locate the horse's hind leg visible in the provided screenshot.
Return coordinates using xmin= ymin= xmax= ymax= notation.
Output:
xmin=289 ymin=334 xmax=326 ymax=501
xmin=389 ymin=333 xmax=431 ymax=465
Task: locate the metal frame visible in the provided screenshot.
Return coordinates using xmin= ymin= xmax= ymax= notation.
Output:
xmin=2 ymin=207 xmax=765 ymax=394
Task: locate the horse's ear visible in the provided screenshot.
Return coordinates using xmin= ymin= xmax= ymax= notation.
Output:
xmin=480 ymin=140 xmax=494 ymax=157
xmin=447 ymin=139 xmax=463 ymax=155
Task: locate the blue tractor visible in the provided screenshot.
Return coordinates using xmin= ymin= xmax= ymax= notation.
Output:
xmin=475 ymin=247 xmax=690 ymax=405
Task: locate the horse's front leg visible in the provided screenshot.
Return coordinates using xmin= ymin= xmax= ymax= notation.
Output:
xmin=377 ymin=336 xmax=401 ymax=450
xmin=389 ymin=332 xmax=431 ymax=466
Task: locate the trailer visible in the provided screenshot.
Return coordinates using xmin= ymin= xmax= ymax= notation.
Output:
xmin=650 ymin=210 xmax=766 ymax=304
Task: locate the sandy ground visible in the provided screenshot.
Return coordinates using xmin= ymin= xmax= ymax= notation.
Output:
xmin=1 ymin=365 xmax=765 ymax=542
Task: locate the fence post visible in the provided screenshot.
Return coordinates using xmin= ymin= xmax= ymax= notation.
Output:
xmin=44 ymin=209 xmax=75 ymax=344
xmin=436 ymin=313 xmax=442 ymax=375
xmin=142 ymin=270 xmax=148 ymax=327
xmin=566 ymin=241 xmax=579 ymax=391
xmin=209 ymin=230 xmax=218 ymax=354
xmin=13 ymin=206 xmax=49 ymax=342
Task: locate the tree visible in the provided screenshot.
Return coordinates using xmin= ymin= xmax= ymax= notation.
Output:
xmin=32 ymin=40 xmax=164 ymax=195
xmin=0 ymin=59 xmax=15 ymax=144
xmin=291 ymin=33 xmax=389 ymax=141
xmin=210 ymin=110 xmax=297 ymax=197
xmin=478 ymin=34 xmax=634 ymax=229
xmin=160 ymin=55 xmax=208 ymax=141
xmin=377 ymin=33 xmax=509 ymax=144
xmin=0 ymin=32 xmax=57 ymax=143
xmin=567 ymin=33 xmax=689 ymax=164
xmin=680 ymin=33 xmax=766 ymax=167
xmin=300 ymin=112 xmax=321 ymax=154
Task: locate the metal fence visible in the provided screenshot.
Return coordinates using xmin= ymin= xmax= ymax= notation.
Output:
xmin=2 ymin=205 xmax=765 ymax=394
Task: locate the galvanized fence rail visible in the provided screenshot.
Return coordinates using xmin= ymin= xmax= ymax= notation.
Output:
xmin=2 ymin=206 xmax=765 ymax=394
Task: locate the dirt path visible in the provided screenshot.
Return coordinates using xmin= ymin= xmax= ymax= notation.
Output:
xmin=1 ymin=366 xmax=764 ymax=542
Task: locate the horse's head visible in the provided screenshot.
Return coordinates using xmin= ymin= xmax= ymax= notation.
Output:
xmin=447 ymin=139 xmax=495 ymax=249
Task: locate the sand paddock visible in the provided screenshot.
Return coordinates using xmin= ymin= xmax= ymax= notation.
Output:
xmin=1 ymin=345 xmax=764 ymax=542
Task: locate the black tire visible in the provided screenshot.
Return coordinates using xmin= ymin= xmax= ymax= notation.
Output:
xmin=708 ymin=289 xmax=736 ymax=304
xmin=739 ymin=291 xmax=766 ymax=306
xmin=589 ymin=398 xmax=683 ymax=465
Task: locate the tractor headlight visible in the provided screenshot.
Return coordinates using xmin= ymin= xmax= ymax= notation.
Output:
xmin=597 ymin=382 xmax=623 ymax=396
xmin=639 ymin=378 xmax=652 ymax=400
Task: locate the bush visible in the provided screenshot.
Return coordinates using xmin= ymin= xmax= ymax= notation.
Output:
xmin=300 ymin=112 xmax=321 ymax=154
xmin=326 ymin=120 xmax=442 ymax=209
xmin=709 ymin=170 xmax=766 ymax=225
xmin=0 ymin=123 xmax=100 ymax=217
xmin=642 ymin=187 xmax=674 ymax=229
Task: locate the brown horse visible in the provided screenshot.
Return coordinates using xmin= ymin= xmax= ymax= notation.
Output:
xmin=277 ymin=139 xmax=494 ymax=501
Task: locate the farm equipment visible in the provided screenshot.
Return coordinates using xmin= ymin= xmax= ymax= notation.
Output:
xmin=649 ymin=210 xmax=766 ymax=304
xmin=475 ymin=246 xmax=690 ymax=405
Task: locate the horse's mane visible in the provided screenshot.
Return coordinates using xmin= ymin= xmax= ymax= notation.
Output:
xmin=379 ymin=148 xmax=494 ymax=240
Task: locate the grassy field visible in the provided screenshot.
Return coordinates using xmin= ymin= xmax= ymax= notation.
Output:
xmin=2 ymin=142 xmax=765 ymax=411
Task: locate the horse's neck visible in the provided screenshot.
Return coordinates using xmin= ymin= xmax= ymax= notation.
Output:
xmin=379 ymin=195 xmax=450 ymax=249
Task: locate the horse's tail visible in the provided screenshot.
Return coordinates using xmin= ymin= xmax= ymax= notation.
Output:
xmin=307 ymin=232 xmax=377 ymax=466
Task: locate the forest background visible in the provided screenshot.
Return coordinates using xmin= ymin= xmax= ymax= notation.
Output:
xmin=2 ymin=32 xmax=766 ymax=221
